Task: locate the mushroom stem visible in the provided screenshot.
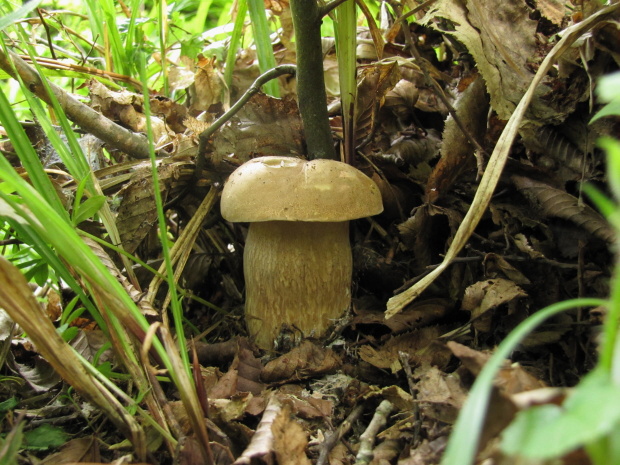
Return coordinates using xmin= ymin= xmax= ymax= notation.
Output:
xmin=244 ymin=221 xmax=351 ymax=349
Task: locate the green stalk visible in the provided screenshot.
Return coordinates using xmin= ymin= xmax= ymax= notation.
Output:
xmin=224 ymin=0 xmax=248 ymax=91
xmin=158 ymin=0 xmax=169 ymax=95
xmin=334 ymin=0 xmax=357 ymax=163
xmin=137 ymin=51 xmax=187 ymax=369
xmin=247 ymin=0 xmax=279 ymax=97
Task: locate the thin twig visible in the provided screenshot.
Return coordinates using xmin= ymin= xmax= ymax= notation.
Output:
xmin=0 ymin=49 xmax=153 ymax=159
xmin=399 ymin=352 xmax=421 ymax=447
xmin=355 ymin=400 xmax=393 ymax=465
xmin=317 ymin=404 xmax=365 ymax=465
xmin=190 ymin=65 xmax=297 ymax=190
xmin=319 ymin=0 xmax=351 ymax=18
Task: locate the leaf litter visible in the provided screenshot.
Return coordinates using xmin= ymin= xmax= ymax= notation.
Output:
xmin=1 ymin=1 xmax=619 ymax=464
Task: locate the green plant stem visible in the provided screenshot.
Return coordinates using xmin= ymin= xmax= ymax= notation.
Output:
xmin=290 ymin=0 xmax=337 ymax=160
xmin=247 ymin=0 xmax=279 ymax=97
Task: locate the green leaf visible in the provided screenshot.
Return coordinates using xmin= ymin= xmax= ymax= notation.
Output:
xmin=598 ymin=137 xmax=620 ymax=203
xmin=591 ymin=101 xmax=620 ymax=122
xmin=501 ymin=369 xmax=620 ymax=459
xmin=60 ymin=326 xmax=79 ymax=342
xmin=0 ymin=398 xmax=18 ymax=412
xmin=591 ymin=72 xmax=620 ymax=122
xmin=72 ymin=196 xmax=106 ymax=226
xmin=0 ymin=0 xmax=44 ymax=32
xmin=23 ymin=424 xmax=68 ymax=450
xmin=0 ymin=418 xmax=24 ymax=465
xmin=596 ymin=71 xmax=620 ymax=102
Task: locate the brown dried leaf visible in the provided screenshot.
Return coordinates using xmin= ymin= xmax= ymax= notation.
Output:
xmin=82 ymin=236 xmax=143 ymax=303
xmin=209 ymin=347 xmax=264 ymax=398
xmin=359 ymin=326 xmax=452 ymax=373
xmin=398 ymin=437 xmax=447 ymax=465
xmin=40 ymin=436 xmax=100 ymax=464
xmin=212 ymin=93 xmax=304 ymax=164
xmin=189 ymin=55 xmax=225 ymax=114
xmin=355 ymin=61 xmax=401 ymax=142
xmin=449 ymin=341 xmax=546 ymax=396
xmin=115 ymin=163 xmax=183 ymax=254
xmin=483 ymin=253 xmax=531 ymax=286
xmin=88 ymin=80 xmax=170 ymax=143
xmin=261 ymin=340 xmax=342 ymax=383
xmin=537 ymin=0 xmax=568 ymax=25
xmin=461 ymin=278 xmax=528 ymax=332
xmin=511 ymin=175 xmax=616 ymax=244
xmin=416 ymin=365 xmax=467 ymax=423
xmin=272 ymin=403 xmax=312 ymax=465
xmin=426 ymin=75 xmax=488 ymax=203
xmin=233 ymin=395 xmax=281 ymax=465
xmin=421 ymin=0 xmax=543 ymax=120
xmin=150 ymin=96 xmax=189 ymax=133
xmin=352 ymin=298 xmax=451 ymax=333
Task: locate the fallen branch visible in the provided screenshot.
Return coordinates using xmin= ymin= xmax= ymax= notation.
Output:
xmin=0 ymin=48 xmax=152 ymax=159
xmin=355 ymin=400 xmax=393 ymax=465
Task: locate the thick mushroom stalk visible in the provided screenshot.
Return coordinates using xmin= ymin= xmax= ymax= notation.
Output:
xmin=245 ymin=221 xmax=350 ymax=348
xmin=221 ymin=156 xmax=383 ymax=350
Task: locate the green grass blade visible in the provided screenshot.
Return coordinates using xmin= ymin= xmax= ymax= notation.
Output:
xmin=441 ymin=297 xmax=608 ymax=465
xmin=334 ymin=0 xmax=357 ymax=162
xmin=247 ymin=0 xmax=279 ymax=97
xmin=135 ymin=49 xmax=188 ymax=368
xmin=0 ymin=79 xmax=68 ymax=218
xmin=224 ymin=0 xmax=248 ymax=91
xmin=0 ymin=0 xmax=43 ymax=31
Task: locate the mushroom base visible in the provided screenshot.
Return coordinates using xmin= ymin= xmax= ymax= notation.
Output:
xmin=244 ymin=221 xmax=351 ymax=350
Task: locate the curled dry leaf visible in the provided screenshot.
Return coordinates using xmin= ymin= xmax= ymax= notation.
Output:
xmin=261 ymin=340 xmax=342 ymax=384
xmin=88 ymin=79 xmax=170 ymax=144
xmin=425 ymin=75 xmax=489 ymax=203
xmin=421 ymin=0 xmax=542 ymax=120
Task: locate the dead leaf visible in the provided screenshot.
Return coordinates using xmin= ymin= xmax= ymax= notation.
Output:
xmin=537 ymin=0 xmax=568 ymax=25
xmin=359 ymin=327 xmax=452 ymax=373
xmin=426 ymin=75 xmax=488 ymax=203
xmin=511 ymin=175 xmax=616 ymax=244
xmin=212 ymin=93 xmax=304 ymax=164
xmin=351 ymin=298 xmax=451 ymax=333
xmin=189 ymin=55 xmax=225 ymax=114
xmin=40 ymin=436 xmax=100 ymax=464
xmin=416 ymin=365 xmax=467 ymax=423
xmin=261 ymin=340 xmax=342 ymax=383
xmin=461 ymin=279 xmax=528 ymax=332
xmin=272 ymin=403 xmax=312 ymax=465
xmin=421 ymin=0 xmax=542 ymax=120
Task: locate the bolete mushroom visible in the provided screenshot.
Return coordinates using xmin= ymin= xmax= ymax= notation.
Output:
xmin=220 ymin=156 xmax=383 ymax=350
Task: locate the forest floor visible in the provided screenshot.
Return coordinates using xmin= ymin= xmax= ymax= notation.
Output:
xmin=2 ymin=1 xmax=619 ymax=464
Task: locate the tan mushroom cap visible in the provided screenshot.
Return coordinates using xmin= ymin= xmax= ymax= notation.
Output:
xmin=221 ymin=156 xmax=384 ymax=222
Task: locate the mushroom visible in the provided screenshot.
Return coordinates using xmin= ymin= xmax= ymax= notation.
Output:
xmin=220 ymin=156 xmax=383 ymax=350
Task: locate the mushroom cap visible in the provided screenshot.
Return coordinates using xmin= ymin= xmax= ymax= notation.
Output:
xmin=221 ymin=156 xmax=384 ymax=222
